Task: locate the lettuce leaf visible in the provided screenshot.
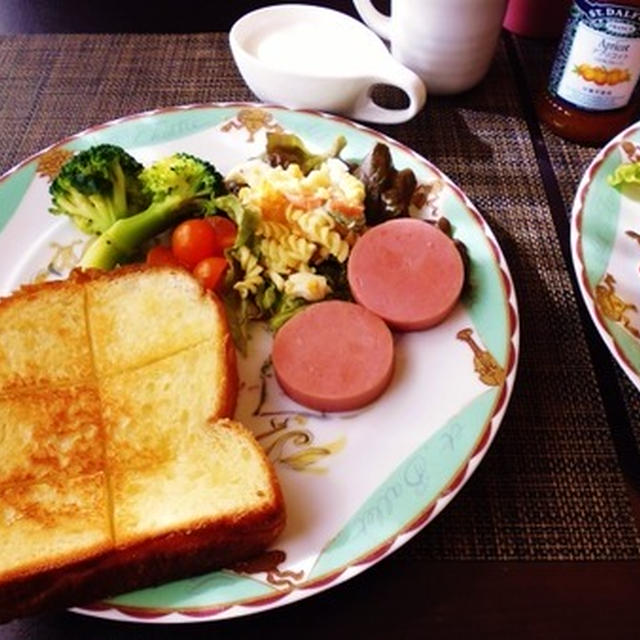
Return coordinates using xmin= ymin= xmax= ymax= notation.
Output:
xmin=268 ymin=295 xmax=308 ymax=331
xmin=209 ymin=194 xmax=258 ymax=249
xmin=609 ymin=162 xmax=640 ymax=187
xmin=354 ymin=143 xmax=416 ymax=226
xmin=265 ymin=133 xmax=347 ymax=175
xmin=315 ymin=257 xmax=351 ymax=300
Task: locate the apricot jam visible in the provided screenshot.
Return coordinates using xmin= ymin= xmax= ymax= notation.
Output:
xmin=538 ymin=0 xmax=640 ymax=145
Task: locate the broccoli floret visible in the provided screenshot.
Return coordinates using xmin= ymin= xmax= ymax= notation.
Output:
xmin=49 ymin=144 xmax=147 ymax=235
xmin=79 ymin=152 xmax=225 ymax=270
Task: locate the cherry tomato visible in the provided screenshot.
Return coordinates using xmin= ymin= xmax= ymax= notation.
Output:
xmin=193 ymin=256 xmax=229 ymax=292
xmin=171 ymin=219 xmax=221 ymax=269
xmin=146 ymin=245 xmax=181 ymax=267
xmin=205 ymin=216 xmax=237 ymax=250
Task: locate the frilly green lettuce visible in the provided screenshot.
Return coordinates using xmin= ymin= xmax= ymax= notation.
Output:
xmin=209 ymin=194 xmax=258 ymax=249
xmin=265 ymin=132 xmax=347 ymax=175
xmin=609 ymin=162 xmax=640 ymax=187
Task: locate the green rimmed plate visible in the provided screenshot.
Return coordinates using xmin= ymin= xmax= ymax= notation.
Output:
xmin=0 ymin=103 xmax=519 ymax=623
xmin=571 ymin=121 xmax=640 ymax=391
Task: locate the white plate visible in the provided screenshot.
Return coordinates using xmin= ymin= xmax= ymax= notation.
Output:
xmin=571 ymin=121 xmax=640 ymax=391
xmin=0 ymin=103 xmax=519 ymax=623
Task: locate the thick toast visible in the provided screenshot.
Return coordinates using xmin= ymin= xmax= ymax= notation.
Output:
xmin=0 ymin=265 xmax=285 ymax=622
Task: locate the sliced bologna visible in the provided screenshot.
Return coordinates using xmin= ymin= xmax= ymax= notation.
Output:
xmin=272 ymin=300 xmax=394 ymax=412
xmin=347 ymin=218 xmax=465 ymax=331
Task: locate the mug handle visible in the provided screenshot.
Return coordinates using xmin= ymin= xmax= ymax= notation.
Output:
xmin=352 ymin=0 xmax=392 ymax=40
xmin=348 ymin=60 xmax=427 ymax=124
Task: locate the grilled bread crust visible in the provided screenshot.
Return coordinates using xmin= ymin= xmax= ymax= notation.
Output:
xmin=0 ymin=420 xmax=285 ymax=622
xmin=0 ymin=266 xmax=285 ymax=622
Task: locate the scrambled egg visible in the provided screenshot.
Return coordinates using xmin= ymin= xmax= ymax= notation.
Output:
xmin=283 ymin=272 xmax=331 ymax=302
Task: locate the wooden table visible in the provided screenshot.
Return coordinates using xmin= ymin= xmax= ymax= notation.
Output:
xmin=1 ymin=28 xmax=640 ymax=639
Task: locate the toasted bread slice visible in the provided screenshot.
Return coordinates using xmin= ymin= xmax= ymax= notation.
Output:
xmin=84 ymin=266 xmax=226 ymax=376
xmin=100 ymin=340 xmax=276 ymax=547
xmin=0 ymin=473 xmax=112 ymax=583
xmin=0 ymin=384 xmax=105 ymax=486
xmin=0 ymin=279 xmax=93 ymax=391
xmin=0 ymin=265 xmax=285 ymax=622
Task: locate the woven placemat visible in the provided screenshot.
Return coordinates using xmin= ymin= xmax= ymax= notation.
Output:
xmin=514 ymin=37 xmax=640 ymax=471
xmin=1 ymin=32 xmax=639 ymax=560
xmin=378 ymin=39 xmax=640 ymax=560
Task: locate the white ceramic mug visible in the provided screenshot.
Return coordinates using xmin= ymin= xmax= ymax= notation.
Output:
xmin=230 ymin=5 xmax=426 ymax=124
xmin=353 ymin=0 xmax=507 ymax=95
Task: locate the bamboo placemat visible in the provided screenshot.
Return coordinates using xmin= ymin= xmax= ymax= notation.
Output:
xmin=1 ymin=32 xmax=639 ymax=560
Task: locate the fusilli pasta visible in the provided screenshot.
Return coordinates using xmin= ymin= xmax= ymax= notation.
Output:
xmin=256 ymin=219 xmax=291 ymax=240
xmin=288 ymin=208 xmax=350 ymax=262
xmin=258 ymin=235 xmax=316 ymax=273
xmin=233 ymin=245 xmax=264 ymax=298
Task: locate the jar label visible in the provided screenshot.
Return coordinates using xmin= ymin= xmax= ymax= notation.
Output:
xmin=549 ymin=0 xmax=640 ymax=111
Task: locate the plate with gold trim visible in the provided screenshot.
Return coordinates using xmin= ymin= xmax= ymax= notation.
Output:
xmin=0 ymin=103 xmax=519 ymax=623
xmin=571 ymin=120 xmax=640 ymax=391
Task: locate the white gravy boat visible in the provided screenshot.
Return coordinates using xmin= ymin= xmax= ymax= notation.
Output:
xmin=229 ymin=4 xmax=427 ymax=124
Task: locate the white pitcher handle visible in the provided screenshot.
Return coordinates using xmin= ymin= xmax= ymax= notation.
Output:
xmin=348 ymin=59 xmax=427 ymax=124
xmin=352 ymin=0 xmax=392 ymax=40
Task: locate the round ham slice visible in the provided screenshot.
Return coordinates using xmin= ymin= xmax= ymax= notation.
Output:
xmin=347 ymin=218 xmax=465 ymax=331
xmin=272 ymin=300 xmax=394 ymax=412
